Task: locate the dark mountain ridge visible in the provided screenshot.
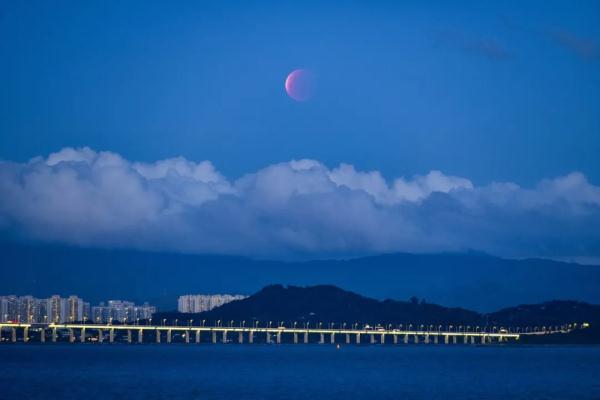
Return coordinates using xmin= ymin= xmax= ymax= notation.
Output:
xmin=1 ymin=241 xmax=600 ymax=311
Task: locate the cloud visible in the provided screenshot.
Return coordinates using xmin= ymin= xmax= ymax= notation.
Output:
xmin=432 ymin=29 xmax=511 ymax=61
xmin=1 ymin=147 xmax=599 ymax=260
xmin=550 ymin=30 xmax=600 ymax=61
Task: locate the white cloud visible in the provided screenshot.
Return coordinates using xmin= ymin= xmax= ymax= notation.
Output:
xmin=0 ymin=147 xmax=599 ymax=260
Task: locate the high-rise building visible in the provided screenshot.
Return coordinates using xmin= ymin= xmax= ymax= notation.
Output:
xmin=177 ymin=294 xmax=247 ymax=313
xmin=91 ymin=300 xmax=156 ymax=323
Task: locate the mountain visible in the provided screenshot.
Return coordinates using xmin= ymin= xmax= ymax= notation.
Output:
xmin=1 ymin=241 xmax=600 ymax=311
xmin=159 ymin=284 xmax=482 ymax=326
xmin=153 ymin=284 xmax=600 ymax=332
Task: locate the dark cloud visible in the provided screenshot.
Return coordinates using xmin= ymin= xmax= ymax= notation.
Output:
xmin=433 ymin=29 xmax=511 ymax=61
xmin=1 ymin=148 xmax=599 ymax=260
xmin=550 ymin=29 xmax=600 ymax=61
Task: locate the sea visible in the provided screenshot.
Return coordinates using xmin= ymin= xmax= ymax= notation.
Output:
xmin=0 ymin=344 xmax=599 ymax=400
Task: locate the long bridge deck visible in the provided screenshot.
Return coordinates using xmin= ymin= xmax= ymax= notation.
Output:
xmin=0 ymin=322 xmax=570 ymax=345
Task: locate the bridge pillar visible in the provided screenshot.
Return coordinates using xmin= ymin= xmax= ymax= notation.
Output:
xmin=80 ymin=328 xmax=85 ymax=343
xmin=249 ymin=330 xmax=253 ymax=344
xmin=331 ymin=333 xmax=335 ymax=344
xmin=356 ymin=333 xmax=360 ymax=344
xmin=138 ymin=329 xmax=143 ymax=344
xmin=185 ymin=331 xmax=190 ymax=344
xmin=470 ymin=336 xmax=475 ymax=345
xmin=195 ymin=330 xmax=201 ymax=344
xmin=463 ymin=335 xmax=468 ymax=344
xmin=424 ymin=335 xmax=430 ymax=344
xmin=212 ymin=331 xmax=217 ymax=344
xmin=239 ymin=331 xmax=243 ymax=344
xmin=127 ymin=330 xmax=132 ymax=344
xmin=109 ymin=329 xmax=115 ymax=343
xmin=319 ymin=333 xmax=325 ymax=344
xmin=393 ymin=334 xmax=398 ymax=344
xmin=276 ymin=331 xmax=281 ymax=344
xmin=156 ymin=330 xmax=161 ymax=343
xmin=346 ymin=334 xmax=350 ymax=344
xmin=444 ymin=335 xmax=449 ymax=344
xmin=304 ymin=331 xmax=309 ymax=344
xmin=222 ymin=330 xmax=228 ymax=344
xmin=481 ymin=335 xmax=486 ymax=344
xmin=370 ymin=334 xmax=375 ymax=344
xmin=69 ymin=328 xmax=74 ymax=343
xmin=380 ymin=333 xmax=385 ymax=345
xmin=452 ymin=336 xmax=457 ymax=344
xmin=434 ymin=335 xmax=438 ymax=344
xmin=98 ymin=329 xmax=103 ymax=343
xmin=167 ymin=329 xmax=172 ymax=343
xmin=23 ymin=327 xmax=29 ymax=343
xmin=266 ymin=332 xmax=271 ymax=344
xmin=498 ymin=335 xmax=503 ymax=343
xmin=413 ymin=335 xmax=419 ymax=344
xmin=52 ymin=327 xmax=57 ymax=343
xmin=293 ymin=332 xmax=298 ymax=344
xmin=11 ymin=327 xmax=16 ymax=342
xmin=403 ymin=334 xmax=408 ymax=344
xmin=40 ymin=329 xmax=45 ymax=343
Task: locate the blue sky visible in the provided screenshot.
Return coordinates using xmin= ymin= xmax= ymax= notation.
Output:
xmin=1 ymin=0 xmax=599 ymax=185
xmin=0 ymin=1 xmax=599 ymax=261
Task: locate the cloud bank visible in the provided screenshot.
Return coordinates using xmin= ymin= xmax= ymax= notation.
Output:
xmin=1 ymin=147 xmax=599 ymax=260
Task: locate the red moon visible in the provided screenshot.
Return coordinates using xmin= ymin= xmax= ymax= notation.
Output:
xmin=285 ymin=69 xmax=315 ymax=101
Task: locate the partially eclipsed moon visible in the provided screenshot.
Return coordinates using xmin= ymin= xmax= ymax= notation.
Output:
xmin=285 ymin=69 xmax=315 ymax=101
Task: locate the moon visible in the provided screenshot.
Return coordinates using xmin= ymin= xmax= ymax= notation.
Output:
xmin=285 ymin=69 xmax=315 ymax=101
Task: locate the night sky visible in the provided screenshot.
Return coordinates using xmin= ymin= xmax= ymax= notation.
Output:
xmin=0 ymin=1 xmax=599 ymax=262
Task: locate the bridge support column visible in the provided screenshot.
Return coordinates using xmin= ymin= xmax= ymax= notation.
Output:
xmin=156 ymin=330 xmax=161 ymax=343
xmin=23 ymin=327 xmax=29 ymax=343
xmin=293 ymin=333 xmax=298 ymax=344
xmin=414 ymin=335 xmax=419 ymax=344
xmin=98 ymin=330 xmax=103 ymax=343
xmin=40 ymin=329 xmax=45 ymax=343
xmin=498 ymin=335 xmax=503 ymax=343
xmin=434 ymin=335 xmax=438 ymax=344
xmin=222 ymin=330 xmax=228 ymax=344
xmin=11 ymin=327 xmax=16 ymax=343
xmin=403 ymin=334 xmax=408 ymax=344
xmin=393 ymin=335 xmax=398 ymax=344
xmin=444 ymin=335 xmax=449 ymax=344
xmin=319 ymin=333 xmax=325 ymax=344
xmin=481 ymin=335 xmax=486 ymax=344
xmin=138 ymin=329 xmax=143 ymax=344
xmin=127 ymin=330 xmax=132 ymax=344
xmin=52 ymin=327 xmax=57 ymax=343
xmin=239 ymin=332 xmax=244 ymax=344
xmin=464 ymin=335 xmax=468 ymax=344
xmin=331 ymin=333 xmax=335 ymax=344
xmin=195 ymin=330 xmax=201 ymax=344
xmin=80 ymin=328 xmax=85 ymax=343
xmin=109 ymin=329 xmax=115 ymax=343
xmin=380 ymin=334 xmax=385 ymax=345
xmin=167 ymin=330 xmax=172 ymax=343
xmin=69 ymin=328 xmax=74 ymax=343
xmin=304 ymin=332 xmax=309 ymax=344
xmin=212 ymin=331 xmax=217 ymax=344
xmin=275 ymin=331 xmax=281 ymax=344
xmin=248 ymin=331 xmax=253 ymax=344
xmin=346 ymin=334 xmax=351 ymax=344
xmin=424 ymin=335 xmax=430 ymax=344
xmin=370 ymin=334 xmax=375 ymax=344
xmin=452 ymin=336 xmax=457 ymax=344
xmin=356 ymin=333 xmax=360 ymax=344
xmin=266 ymin=332 xmax=271 ymax=344
xmin=185 ymin=331 xmax=190 ymax=344
xmin=470 ymin=336 xmax=475 ymax=344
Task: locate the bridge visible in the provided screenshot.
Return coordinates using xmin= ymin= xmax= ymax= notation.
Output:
xmin=0 ymin=322 xmax=572 ymax=345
